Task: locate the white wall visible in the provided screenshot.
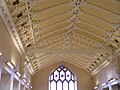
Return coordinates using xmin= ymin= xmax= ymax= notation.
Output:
xmin=32 ymin=61 xmax=93 ymax=90
xmin=94 ymin=63 xmax=119 ymax=85
xmin=93 ymin=62 xmax=119 ymax=89
xmin=13 ymin=78 xmax=19 ymax=90
xmin=0 ymin=69 xmax=11 ymax=90
xmin=0 ymin=16 xmax=32 ymax=90
xmin=0 ymin=16 xmax=21 ymax=72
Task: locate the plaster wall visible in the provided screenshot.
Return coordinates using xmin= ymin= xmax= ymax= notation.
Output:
xmin=0 ymin=69 xmax=11 ymax=90
xmin=0 ymin=16 xmax=32 ymax=89
xmin=93 ymin=63 xmax=119 ymax=87
xmin=0 ymin=16 xmax=21 ymax=71
xmin=32 ymin=61 xmax=93 ymax=90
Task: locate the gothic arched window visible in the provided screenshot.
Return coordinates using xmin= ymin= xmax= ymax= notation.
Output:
xmin=49 ymin=65 xmax=77 ymax=90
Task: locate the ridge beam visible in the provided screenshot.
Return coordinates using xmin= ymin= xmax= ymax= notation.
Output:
xmin=27 ymin=49 xmax=112 ymax=55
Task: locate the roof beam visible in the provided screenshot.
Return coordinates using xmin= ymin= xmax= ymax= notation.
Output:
xmin=24 ymin=0 xmax=36 ymax=44
xmin=27 ymin=32 xmax=66 ymax=50
xmin=76 ymin=26 xmax=105 ymax=41
xmin=30 ymin=54 xmax=58 ymax=61
xmin=32 ymin=11 xmax=68 ymax=29
xmin=31 ymin=2 xmax=70 ymax=19
xmin=87 ymin=2 xmax=120 ymax=19
xmin=63 ymin=57 xmax=87 ymax=70
xmin=73 ymin=32 xmax=103 ymax=46
xmin=39 ymin=56 xmax=62 ymax=68
xmin=110 ymin=0 xmax=120 ymax=3
xmin=69 ymin=54 xmax=90 ymax=62
xmin=36 ymin=27 xmax=67 ymax=42
xmin=35 ymin=20 xmax=67 ymax=36
xmin=40 ymin=55 xmax=61 ymax=64
xmin=83 ymin=12 xmax=112 ymax=26
xmin=11 ymin=5 xmax=26 ymax=16
xmin=29 ymin=0 xmax=69 ymax=8
xmin=39 ymin=59 xmax=62 ymax=71
xmin=65 ymin=55 xmax=88 ymax=64
xmin=27 ymin=49 xmax=112 ymax=55
xmin=28 ymin=31 xmax=103 ymax=50
xmin=77 ymin=19 xmax=109 ymax=35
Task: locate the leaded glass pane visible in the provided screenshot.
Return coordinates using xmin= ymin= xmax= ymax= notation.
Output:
xmin=57 ymin=81 xmax=62 ymax=90
xmin=66 ymin=70 xmax=71 ymax=81
xmin=60 ymin=65 xmax=64 ymax=69
xmin=49 ymin=82 xmax=50 ymax=90
xmin=69 ymin=81 xmax=74 ymax=90
xmin=58 ymin=68 xmax=61 ymax=71
xmin=75 ymin=81 xmax=77 ymax=90
xmin=63 ymin=68 xmax=67 ymax=71
xmin=60 ymin=70 xmax=65 ymax=81
xmin=51 ymin=74 xmax=53 ymax=81
xmin=63 ymin=80 xmax=68 ymax=90
xmin=72 ymin=74 xmax=74 ymax=80
xmin=54 ymin=70 xmax=59 ymax=81
xmin=51 ymin=81 xmax=56 ymax=90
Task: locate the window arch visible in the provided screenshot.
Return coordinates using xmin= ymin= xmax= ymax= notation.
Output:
xmin=49 ymin=65 xmax=77 ymax=90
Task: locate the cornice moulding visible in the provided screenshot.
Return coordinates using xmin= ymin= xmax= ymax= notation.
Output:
xmin=0 ymin=0 xmax=25 ymax=55
xmin=0 ymin=0 xmax=35 ymax=75
xmin=91 ymin=60 xmax=110 ymax=76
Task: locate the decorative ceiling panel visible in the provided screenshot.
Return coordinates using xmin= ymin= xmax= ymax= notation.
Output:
xmin=3 ymin=0 xmax=120 ymax=75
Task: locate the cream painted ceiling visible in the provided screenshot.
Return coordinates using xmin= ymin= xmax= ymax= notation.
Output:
xmin=5 ymin=0 xmax=120 ymax=74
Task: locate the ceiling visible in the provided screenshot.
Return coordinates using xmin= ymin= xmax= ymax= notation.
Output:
xmin=4 ymin=0 xmax=120 ymax=75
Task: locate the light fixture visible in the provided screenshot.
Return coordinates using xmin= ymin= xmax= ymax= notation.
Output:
xmin=102 ymin=83 xmax=107 ymax=86
xmin=109 ymin=78 xmax=117 ymax=83
xmin=26 ymin=56 xmax=29 ymax=62
xmin=24 ymin=61 xmax=27 ymax=65
xmin=16 ymin=71 xmax=21 ymax=77
xmin=94 ymin=86 xmax=98 ymax=89
xmin=7 ymin=62 xmax=14 ymax=69
xmin=21 ymin=81 xmax=24 ymax=85
xmin=31 ymin=86 xmax=32 ymax=88
xmin=22 ymin=78 xmax=27 ymax=83
xmin=112 ymin=81 xmax=118 ymax=85
xmin=94 ymin=84 xmax=99 ymax=89
xmin=0 ymin=52 xmax=2 ymax=56
xmin=27 ymin=59 xmax=29 ymax=62
xmin=27 ymin=83 xmax=29 ymax=86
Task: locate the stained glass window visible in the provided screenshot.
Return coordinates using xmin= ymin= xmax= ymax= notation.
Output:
xmin=49 ymin=65 xmax=77 ymax=90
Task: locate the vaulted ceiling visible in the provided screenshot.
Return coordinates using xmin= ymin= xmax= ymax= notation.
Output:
xmin=2 ymin=0 xmax=120 ymax=75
